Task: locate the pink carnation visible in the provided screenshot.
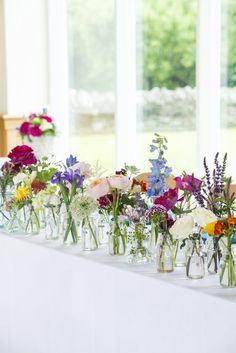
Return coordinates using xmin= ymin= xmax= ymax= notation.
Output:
xmin=41 ymin=115 xmax=52 ymax=123
xmin=19 ymin=121 xmax=30 ymax=135
xmin=29 ymin=125 xmax=42 ymax=137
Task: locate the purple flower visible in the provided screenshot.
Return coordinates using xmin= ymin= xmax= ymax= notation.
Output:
xmin=51 ymin=171 xmax=63 ymax=184
xmin=144 ymin=204 xmax=167 ymax=220
xmin=66 ymin=154 xmax=78 ymax=168
xmin=61 ymin=168 xmax=83 ymax=188
xmin=154 ymin=188 xmax=178 ymax=211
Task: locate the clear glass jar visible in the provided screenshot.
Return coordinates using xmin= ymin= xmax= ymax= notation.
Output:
xmin=174 ymin=238 xmax=187 ymax=267
xmin=156 ymin=233 xmax=175 ymax=273
xmin=186 ymin=239 xmax=205 ymax=279
xmin=109 ymin=221 xmax=126 ymax=256
xmin=128 ymin=223 xmax=153 ymax=264
xmin=148 ymin=222 xmax=159 ymax=254
xmin=44 ymin=207 xmax=60 ymax=240
xmin=219 ymin=245 xmax=236 ymax=287
xmin=81 ymin=217 xmax=98 ymax=251
xmin=24 ymin=206 xmax=40 ymax=235
xmin=207 ymin=237 xmax=222 ymax=274
xmin=97 ymin=215 xmax=109 ymax=246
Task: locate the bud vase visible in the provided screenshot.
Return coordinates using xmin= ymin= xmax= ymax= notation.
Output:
xmin=207 ymin=237 xmax=222 ymax=274
xmin=149 ymin=222 xmax=159 ymax=254
xmin=128 ymin=224 xmax=153 ymax=264
xmin=81 ymin=217 xmax=98 ymax=251
xmin=97 ymin=216 xmax=109 ymax=246
xmin=109 ymin=221 xmax=126 ymax=256
xmin=156 ymin=233 xmax=175 ymax=273
xmin=219 ymin=244 xmax=236 ymax=287
xmin=44 ymin=207 xmax=60 ymax=240
xmin=24 ymin=206 xmax=40 ymax=235
xmin=186 ymin=239 xmax=205 ymax=279
xmin=174 ymin=238 xmax=187 ymax=267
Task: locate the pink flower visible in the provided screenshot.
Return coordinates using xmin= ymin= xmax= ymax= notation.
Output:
xmin=29 ymin=126 xmax=42 ymax=137
xmin=154 ymin=188 xmax=178 ymax=211
xmin=41 ymin=115 xmax=52 ymax=123
xmin=87 ymin=178 xmax=110 ymax=199
xmin=29 ymin=113 xmax=37 ymax=120
xmin=175 ymin=175 xmax=202 ymax=193
xmin=108 ymin=175 xmax=131 ymax=190
xmin=19 ymin=121 xmax=30 ymax=135
xmin=98 ymin=194 xmax=113 ymax=208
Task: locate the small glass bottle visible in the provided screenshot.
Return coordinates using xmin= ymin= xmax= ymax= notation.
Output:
xmin=186 ymin=239 xmax=205 ymax=279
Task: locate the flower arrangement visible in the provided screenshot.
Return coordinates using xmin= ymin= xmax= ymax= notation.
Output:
xmin=18 ymin=109 xmax=56 ymax=142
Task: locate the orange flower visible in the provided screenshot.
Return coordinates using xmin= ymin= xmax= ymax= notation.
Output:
xmin=227 ymin=217 xmax=236 ymax=226
xmin=132 ymin=178 xmax=147 ymax=193
xmin=214 ymin=221 xmax=225 ymax=235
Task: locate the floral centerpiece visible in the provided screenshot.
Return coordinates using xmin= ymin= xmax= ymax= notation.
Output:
xmin=18 ymin=109 xmax=56 ymax=159
xmin=88 ymin=167 xmax=134 ymax=255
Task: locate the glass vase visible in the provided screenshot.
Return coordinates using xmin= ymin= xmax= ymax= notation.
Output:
xmin=4 ymin=208 xmax=25 ymax=233
xmin=174 ymin=238 xmax=187 ymax=267
xmin=63 ymin=212 xmax=78 ymax=245
xmin=219 ymin=245 xmax=236 ymax=287
xmin=97 ymin=215 xmax=109 ymax=246
xmin=24 ymin=206 xmax=40 ymax=235
xmin=44 ymin=207 xmax=60 ymax=240
xmin=207 ymin=237 xmax=222 ymax=274
xmin=186 ymin=239 xmax=205 ymax=279
xmin=81 ymin=217 xmax=98 ymax=251
xmin=148 ymin=222 xmax=159 ymax=254
xmin=156 ymin=234 xmax=175 ymax=273
xmin=109 ymin=221 xmax=126 ymax=256
xmin=128 ymin=224 xmax=153 ymax=264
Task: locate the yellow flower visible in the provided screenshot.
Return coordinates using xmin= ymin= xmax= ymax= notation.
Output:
xmin=204 ymin=221 xmax=217 ymax=236
xmin=15 ymin=187 xmax=29 ymax=201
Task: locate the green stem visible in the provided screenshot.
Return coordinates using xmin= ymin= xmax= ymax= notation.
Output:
xmin=86 ymin=216 xmax=98 ymax=248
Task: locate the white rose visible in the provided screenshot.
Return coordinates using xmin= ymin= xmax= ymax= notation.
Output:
xmin=169 ymin=214 xmax=194 ymax=239
xmin=87 ymin=178 xmax=110 ymax=199
xmin=108 ymin=175 xmax=131 ymax=190
xmin=193 ymin=207 xmax=217 ymax=227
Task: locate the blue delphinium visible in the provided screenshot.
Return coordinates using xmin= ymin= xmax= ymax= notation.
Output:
xmin=147 ymin=133 xmax=172 ymax=197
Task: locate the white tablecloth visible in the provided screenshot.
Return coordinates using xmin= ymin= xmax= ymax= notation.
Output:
xmin=0 ymin=232 xmax=236 ymax=353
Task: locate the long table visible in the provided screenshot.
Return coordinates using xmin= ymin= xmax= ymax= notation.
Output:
xmin=0 ymin=232 xmax=235 ymax=353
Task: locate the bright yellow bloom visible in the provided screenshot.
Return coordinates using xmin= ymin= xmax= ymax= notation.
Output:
xmin=15 ymin=186 xmax=29 ymax=201
xmin=204 ymin=221 xmax=217 ymax=236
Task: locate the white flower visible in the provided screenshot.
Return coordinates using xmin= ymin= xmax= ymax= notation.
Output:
xmin=108 ymin=175 xmax=131 ymax=190
xmin=13 ymin=172 xmax=27 ymax=185
xmin=87 ymin=178 xmax=110 ymax=199
xmin=193 ymin=207 xmax=217 ymax=227
xmin=70 ymin=194 xmax=98 ymax=221
xmin=71 ymin=161 xmax=92 ymax=179
xmin=169 ymin=214 xmax=194 ymax=239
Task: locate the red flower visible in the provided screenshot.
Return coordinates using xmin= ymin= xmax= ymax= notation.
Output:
xmin=29 ymin=126 xmax=42 ymax=137
xmin=98 ymin=194 xmax=113 ymax=208
xmin=41 ymin=115 xmax=52 ymax=123
xmin=31 ymin=179 xmax=47 ymax=194
xmin=8 ymin=145 xmax=37 ymax=167
xmin=19 ymin=121 xmax=30 ymax=135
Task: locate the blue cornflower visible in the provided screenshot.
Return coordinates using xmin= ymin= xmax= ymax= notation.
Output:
xmin=66 ymin=154 xmax=78 ymax=168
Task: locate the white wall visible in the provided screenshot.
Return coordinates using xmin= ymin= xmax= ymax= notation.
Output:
xmin=0 ymin=0 xmax=7 ymax=114
xmin=2 ymin=0 xmax=49 ymax=115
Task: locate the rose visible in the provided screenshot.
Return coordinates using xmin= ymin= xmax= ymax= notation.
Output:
xmin=192 ymin=207 xmax=217 ymax=227
xmin=8 ymin=145 xmax=37 ymax=167
xmin=169 ymin=214 xmax=194 ymax=239
xmin=87 ymin=178 xmax=110 ymax=199
xmin=19 ymin=121 xmax=30 ymax=135
xmin=108 ymin=175 xmax=131 ymax=190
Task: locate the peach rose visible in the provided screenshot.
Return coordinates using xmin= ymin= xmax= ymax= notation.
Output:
xmin=108 ymin=175 xmax=131 ymax=190
xmin=87 ymin=178 xmax=110 ymax=199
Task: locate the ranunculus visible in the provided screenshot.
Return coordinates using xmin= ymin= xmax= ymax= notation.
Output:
xmin=29 ymin=126 xmax=42 ymax=137
xmin=108 ymin=175 xmax=131 ymax=190
xmin=87 ymin=178 xmax=110 ymax=200
xmin=193 ymin=207 xmax=217 ymax=227
xmin=154 ymin=188 xmax=178 ymax=211
xmin=169 ymin=214 xmax=194 ymax=239
xmin=8 ymin=145 xmax=37 ymax=167
xmin=19 ymin=121 xmax=30 ymax=135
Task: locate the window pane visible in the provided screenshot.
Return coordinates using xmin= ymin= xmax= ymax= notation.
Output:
xmin=68 ymin=0 xmax=115 ymax=172
xmin=137 ymin=0 xmax=197 ymax=174
xmin=221 ymin=0 xmax=236 ymax=179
